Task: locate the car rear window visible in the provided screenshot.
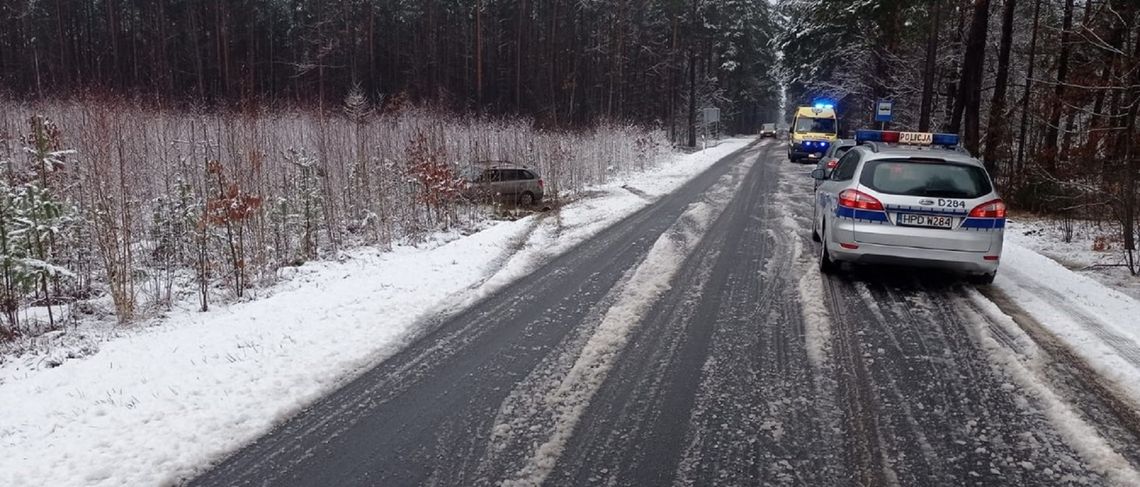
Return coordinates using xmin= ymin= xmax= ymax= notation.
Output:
xmin=860 ymin=159 xmax=992 ymax=198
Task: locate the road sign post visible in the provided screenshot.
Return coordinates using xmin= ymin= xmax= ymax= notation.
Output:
xmin=700 ymin=107 xmax=721 ymax=147
xmin=875 ymin=100 xmax=893 ymax=130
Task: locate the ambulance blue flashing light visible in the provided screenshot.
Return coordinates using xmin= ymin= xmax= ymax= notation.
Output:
xmin=812 ymin=99 xmax=835 ymax=110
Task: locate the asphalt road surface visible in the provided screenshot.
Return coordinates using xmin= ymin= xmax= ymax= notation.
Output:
xmin=190 ymin=140 xmax=1140 ymax=486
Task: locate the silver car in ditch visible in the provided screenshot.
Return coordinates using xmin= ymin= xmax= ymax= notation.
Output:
xmin=465 ymin=163 xmax=545 ymax=206
xmin=810 ymin=131 xmax=1005 ymax=284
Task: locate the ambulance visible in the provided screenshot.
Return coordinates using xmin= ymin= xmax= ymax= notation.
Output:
xmin=788 ymin=103 xmax=839 ymax=163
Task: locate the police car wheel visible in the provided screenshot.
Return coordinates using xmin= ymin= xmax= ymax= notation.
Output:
xmin=812 ymin=204 xmax=821 ymax=242
xmin=819 ymin=229 xmax=836 ymax=274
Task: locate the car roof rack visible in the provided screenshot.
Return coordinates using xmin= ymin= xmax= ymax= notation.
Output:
xmin=474 ymin=160 xmax=536 ymax=170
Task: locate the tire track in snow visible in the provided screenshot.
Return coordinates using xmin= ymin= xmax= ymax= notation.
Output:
xmin=968 ymin=287 xmax=1140 ymax=480
xmin=466 ymin=211 xmax=552 ymax=291
xmin=495 ymin=154 xmax=757 ymax=487
xmin=470 ymin=262 xmax=638 ymax=484
xmin=822 ymin=276 xmax=897 ymax=487
xmin=539 ymin=143 xmax=842 ymax=486
xmin=667 ymin=145 xmax=843 ymax=486
xmin=540 ymin=159 xmax=746 ymax=486
xmin=999 ymin=267 xmax=1140 ymax=369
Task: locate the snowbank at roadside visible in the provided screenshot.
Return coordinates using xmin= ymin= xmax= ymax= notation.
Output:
xmin=994 ymin=237 xmax=1140 ymax=406
xmin=0 ymin=138 xmax=758 ymax=487
xmin=1004 ymin=217 xmax=1140 ymax=300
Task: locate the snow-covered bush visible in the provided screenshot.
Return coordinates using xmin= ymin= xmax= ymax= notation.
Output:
xmin=0 ymin=116 xmax=77 ymax=337
xmin=0 ymin=181 xmax=74 ymax=334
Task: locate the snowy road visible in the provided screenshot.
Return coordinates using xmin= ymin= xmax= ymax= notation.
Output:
xmin=190 ymin=142 xmax=1140 ymax=486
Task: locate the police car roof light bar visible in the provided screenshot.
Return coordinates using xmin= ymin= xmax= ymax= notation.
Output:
xmin=855 ymin=129 xmax=960 ymax=148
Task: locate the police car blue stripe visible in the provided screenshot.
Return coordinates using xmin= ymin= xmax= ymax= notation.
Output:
xmin=836 ymin=207 xmax=889 ymax=222
xmin=961 ymin=218 xmax=1005 ymax=229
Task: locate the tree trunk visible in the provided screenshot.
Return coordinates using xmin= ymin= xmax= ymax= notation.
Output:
xmin=955 ymin=0 xmax=990 ymax=155
xmin=1014 ymin=0 xmax=1042 ymax=186
xmin=946 ymin=1 xmax=970 ymax=133
xmin=686 ymin=0 xmax=697 ymax=147
xmin=981 ymin=0 xmax=1016 ymax=175
xmin=687 ymin=47 xmax=697 ymax=148
xmin=1043 ymin=0 xmax=1074 ymax=168
xmin=1119 ymin=8 xmax=1140 ymax=274
xmin=515 ymin=0 xmax=525 ymax=112
xmin=475 ymin=0 xmax=484 ymax=112
xmin=1089 ymin=13 xmax=1127 ymax=159
xmin=669 ymin=13 xmax=679 ymax=144
xmin=918 ymin=0 xmax=942 ymax=132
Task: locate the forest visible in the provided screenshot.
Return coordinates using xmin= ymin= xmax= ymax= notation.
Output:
xmin=0 ymin=0 xmax=1138 ymax=339
xmin=0 ymin=0 xmax=781 ymax=135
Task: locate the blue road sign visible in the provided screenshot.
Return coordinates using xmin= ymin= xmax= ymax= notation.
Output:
xmin=875 ymin=100 xmax=893 ymax=123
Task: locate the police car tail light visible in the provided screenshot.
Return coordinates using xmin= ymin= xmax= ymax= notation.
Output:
xmin=838 ymin=189 xmax=884 ymax=211
xmin=969 ymin=199 xmax=1006 ymax=219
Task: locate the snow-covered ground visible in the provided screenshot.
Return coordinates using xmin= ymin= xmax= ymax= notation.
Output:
xmin=961 ymin=221 xmax=1140 ymax=485
xmin=0 ymin=138 xmax=758 ymax=487
xmin=981 ymin=216 xmax=1140 ymax=411
xmin=987 ymin=234 xmax=1140 ymax=406
xmin=1005 ymin=216 xmax=1140 ymax=300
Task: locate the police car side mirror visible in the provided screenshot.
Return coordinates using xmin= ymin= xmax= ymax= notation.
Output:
xmin=810 ymin=168 xmax=827 ymax=180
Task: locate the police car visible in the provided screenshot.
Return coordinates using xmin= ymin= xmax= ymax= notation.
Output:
xmin=810 ymin=130 xmax=1004 ymax=284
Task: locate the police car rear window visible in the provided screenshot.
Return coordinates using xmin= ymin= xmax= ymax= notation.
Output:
xmin=860 ymin=159 xmax=992 ymax=199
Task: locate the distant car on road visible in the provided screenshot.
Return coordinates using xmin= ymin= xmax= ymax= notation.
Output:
xmin=811 ymin=130 xmax=1004 ymax=284
xmin=760 ymin=123 xmax=777 ymax=138
xmin=813 ymin=138 xmax=856 ymax=189
xmin=465 ymin=163 xmax=545 ymax=206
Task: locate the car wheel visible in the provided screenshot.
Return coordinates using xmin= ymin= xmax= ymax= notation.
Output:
xmin=819 ymin=227 xmax=836 ymax=274
xmin=812 ymin=202 xmax=821 ymax=242
xmin=518 ymin=191 xmax=536 ymax=207
xmin=969 ymin=272 xmax=996 ymax=285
